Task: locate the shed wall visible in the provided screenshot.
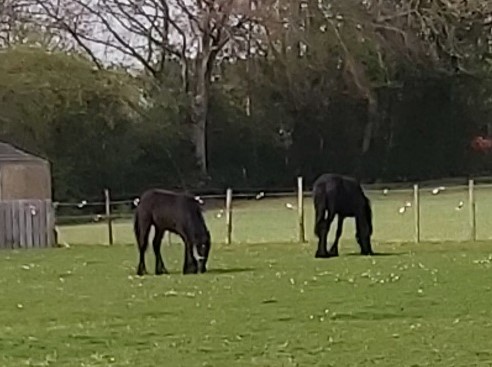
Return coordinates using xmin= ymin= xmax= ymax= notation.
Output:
xmin=0 ymin=161 xmax=51 ymax=200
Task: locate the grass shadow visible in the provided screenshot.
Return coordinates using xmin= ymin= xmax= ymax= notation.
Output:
xmin=330 ymin=311 xmax=418 ymax=321
xmin=129 ymin=267 xmax=255 ymax=276
xmin=345 ymin=252 xmax=406 ymax=257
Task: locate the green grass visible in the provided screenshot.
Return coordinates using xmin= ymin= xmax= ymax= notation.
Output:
xmin=1 ymin=241 xmax=492 ymax=366
xmin=57 ymin=186 xmax=492 ymax=246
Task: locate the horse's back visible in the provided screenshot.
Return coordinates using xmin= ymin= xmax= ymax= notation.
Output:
xmin=139 ymin=188 xmax=197 ymax=207
xmin=137 ymin=188 xmax=201 ymax=231
xmin=313 ymin=173 xmax=367 ymax=216
xmin=314 ymin=174 xmax=363 ymax=196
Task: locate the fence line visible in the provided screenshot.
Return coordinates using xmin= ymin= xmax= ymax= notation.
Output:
xmin=52 ymin=178 xmax=492 ymax=246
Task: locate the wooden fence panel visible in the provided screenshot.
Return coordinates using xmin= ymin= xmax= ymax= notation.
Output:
xmin=4 ymin=202 xmax=13 ymax=247
xmin=32 ymin=203 xmax=41 ymax=248
xmin=40 ymin=200 xmax=49 ymax=248
xmin=0 ymin=200 xmax=55 ymax=249
xmin=0 ymin=203 xmax=5 ymax=246
xmin=12 ymin=201 xmax=20 ymax=248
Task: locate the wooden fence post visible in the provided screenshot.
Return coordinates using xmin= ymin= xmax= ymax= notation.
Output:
xmin=104 ymin=189 xmax=113 ymax=246
xmin=297 ymin=176 xmax=306 ymax=243
xmin=413 ymin=184 xmax=420 ymax=243
xmin=469 ymin=179 xmax=476 ymax=241
xmin=225 ymin=188 xmax=233 ymax=245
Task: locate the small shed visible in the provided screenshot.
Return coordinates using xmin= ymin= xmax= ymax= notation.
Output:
xmin=0 ymin=142 xmax=55 ymax=248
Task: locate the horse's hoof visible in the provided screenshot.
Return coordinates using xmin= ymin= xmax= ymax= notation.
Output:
xmin=155 ymin=269 xmax=169 ymax=275
xmin=136 ymin=269 xmax=147 ymax=276
xmin=315 ymin=251 xmax=330 ymax=258
xmin=183 ymin=267 xmax=198 ymax=275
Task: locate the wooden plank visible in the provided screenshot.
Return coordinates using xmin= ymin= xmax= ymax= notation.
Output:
xmin=39 ymin=200 xmax=48 ymax=247
xmin=225 ymin=188 xmax=233 ymax=245
xmin=18 ymin=201 xmax=27 ymax=249
xmin=46 ymin=200 xmax=55 ymax=247
xmin=469 ymin=179 xmax=476 ymax=241
xmin=413 ymin=184 xmax=420 ymax=243
xmin=11 ymin=201 xmax=20 ymax=248
xmin=0 ymin=202 xmax=6 ymax=249
xmin=39 ymin=201 xmax=51 ymax=247
xmin=297 ymin=176 xmax=306 ymax=243
xmin=104 ymin=189 xmax=114 ymax=245
xmin=25 ymin=201 xmax=34 ymax=249
xmin=32 ymin=201 xmax=41 ymax=248
xmin=40 ymin=200 xmax=47 ymax=247
xmin=5 ymin=202 xmax=13 ymax=248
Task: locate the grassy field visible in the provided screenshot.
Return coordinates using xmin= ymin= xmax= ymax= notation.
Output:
xmin=1 ymin=241 xmax=492 ymax=366
xmin=57 ymin=185 xmax=492 ymax=246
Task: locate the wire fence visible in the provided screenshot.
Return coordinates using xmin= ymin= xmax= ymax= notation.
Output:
xmin=53 ymin=178 xmax=492 ymax=246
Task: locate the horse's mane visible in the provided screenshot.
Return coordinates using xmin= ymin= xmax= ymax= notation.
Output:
xmin=146 ymin=188 xmax=204 ymax=209
xmin=185 ymin=197 xmax=210 ymax=239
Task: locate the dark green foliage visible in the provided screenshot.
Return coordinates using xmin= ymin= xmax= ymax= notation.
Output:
xmin=1 ymin=32 xmax=491 ymax=200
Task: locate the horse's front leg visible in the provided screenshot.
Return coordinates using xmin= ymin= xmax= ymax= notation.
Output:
xmin=355 ymin=217 xmax=374 ymax=256
xmin=182 ymin=237 xmax=198 ymax=274
xmin=327 ymin=216 xmax=344 ymax=257
xmin=153 ymin=229 xmax=169 ymax=275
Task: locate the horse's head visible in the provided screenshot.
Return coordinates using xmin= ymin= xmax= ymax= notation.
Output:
xmin=192 ymin=230 xmax=211 ymax=273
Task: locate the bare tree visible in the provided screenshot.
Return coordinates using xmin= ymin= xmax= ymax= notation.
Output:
xmin=30 ymin=0 xmax=259 ymax=177
xmin=0 ymin=0 xmax=36 ymax=47
xmin=258 ymin=0 xmax=492 ymax=174
xmin=0 ymin=0 xmax=82 ymax=51
xmin=370 ymin=0 xmax=492 ymax=73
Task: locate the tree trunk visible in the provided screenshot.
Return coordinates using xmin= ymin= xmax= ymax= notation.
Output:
xmin=361 ymin=98 xmax=377 ymax=155
xmin=355 ymin=96 xmax=378 ymax=179
xmin=190 ymin=114 xmax=207 ymax=175
xmin=189 ymin=55 xmax=211 ymax=177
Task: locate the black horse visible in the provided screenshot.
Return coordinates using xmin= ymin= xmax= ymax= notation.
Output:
xmin=134 ymin=188 xmax=211 ymax=276
xmin=313 ymin=173 xmax=374 ymax=258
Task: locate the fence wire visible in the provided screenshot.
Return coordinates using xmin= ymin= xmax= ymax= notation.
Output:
xmin=53 ymin=182 xmax=492 ymax=246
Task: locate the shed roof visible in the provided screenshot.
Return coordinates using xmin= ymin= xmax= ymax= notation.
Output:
xmin=0 ymin=141 xmax=47 ymax=163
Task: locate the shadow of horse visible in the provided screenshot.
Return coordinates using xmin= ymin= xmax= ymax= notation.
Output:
xmin=206 ymin=267 xmax=255 ymax=275
xmin=130 ymin=267 xmax=255 ymax=276
xmin=345 ymin=252 xmax=406 ymax=257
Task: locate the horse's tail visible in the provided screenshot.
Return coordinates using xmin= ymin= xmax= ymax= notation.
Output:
xmin=313 ymin=183 xmax=327 ymax=237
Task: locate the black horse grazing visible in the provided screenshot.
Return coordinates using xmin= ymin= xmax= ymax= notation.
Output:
xmin=134 ymin=188 xmax=211 ymax=276
xmin=313 ymin=173 xmax=374 ymax=258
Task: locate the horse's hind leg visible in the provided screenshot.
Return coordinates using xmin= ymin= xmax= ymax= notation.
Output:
xmin=315 ymin=212 xmax=335 ymax=258
xmin=327 ymin=216 xmax=344 ymax=257
xmin=152 ymin=228 xmax=168 ymax=275
xmin=136 ymin=216 xmax=152 ymax=276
